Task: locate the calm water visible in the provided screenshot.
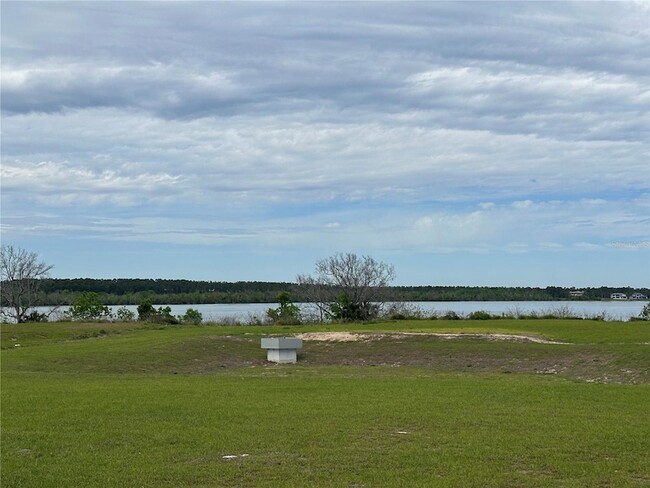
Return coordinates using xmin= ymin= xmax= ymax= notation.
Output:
xmin=38 ymin=300 xmax=647 ymax=322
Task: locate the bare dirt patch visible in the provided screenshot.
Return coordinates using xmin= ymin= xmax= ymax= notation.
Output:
xmin=162 ymin=333 xmax=645 ymax=384
xmin=292 ymin=333 xmax=647 ymax=384
xmin=295 ymin=331 xmax=568 ymax=344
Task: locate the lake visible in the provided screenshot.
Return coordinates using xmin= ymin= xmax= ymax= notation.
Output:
xmin=38 ymin=300 xmax=647 ymax=322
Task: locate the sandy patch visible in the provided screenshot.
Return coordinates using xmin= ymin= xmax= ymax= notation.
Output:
xmin=296 ymin=332 xmax=368 ymax=342
xmin=295 ymin=331 xmax=568 ymax=344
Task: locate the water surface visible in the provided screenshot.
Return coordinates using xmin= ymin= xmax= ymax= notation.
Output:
xmin=38 ymin=300 xmax=646 ymax=322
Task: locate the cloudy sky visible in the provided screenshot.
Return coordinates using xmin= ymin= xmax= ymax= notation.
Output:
xmin=1 ymin=1 xmax=649 ymax=286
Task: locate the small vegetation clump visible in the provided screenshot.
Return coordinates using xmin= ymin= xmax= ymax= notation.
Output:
xmin=68 ymin=292 xmax=111 ymax=322
xmin=467 ymin=310 xmax=493 ymax=320
xmin=442 ymin=310 xmax=462 ymax=320
xmin=636 ymin=302 xmax=650 ymax=321
xmin=114 ymin=306 xmax=135 ymax=322
xmin=135 ymin=299 xmax=203 ymax=325
xmin=24 ymin=310 xmax=48 ymax=323
xmin=266 ymin=292 xmax=301 ymax=325
xmin=180 ymin=308 xmax=202 ymax=325
xmin=383 ymin=302 xmax=426 ymax=320
xmin=137 ymin=299 xmax=178 ymax=324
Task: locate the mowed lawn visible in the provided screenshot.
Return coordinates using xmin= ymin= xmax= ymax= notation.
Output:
xmin=2 ymin=320 xmax=649 ymax=487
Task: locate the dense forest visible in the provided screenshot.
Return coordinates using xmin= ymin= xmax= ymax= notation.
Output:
xmin=26 ymin=279 xmax=650 ymax=306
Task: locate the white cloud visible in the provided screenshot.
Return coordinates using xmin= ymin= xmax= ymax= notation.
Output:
xmin=607 ymin=241 xmax=650 ymax=251
xmin=511 ymin=200 xmax=534 ymax=209
xmin=1 ymin=2 xmax=648 ymax=284
xmin=403 ymin=199 xmax=649 ymax=253
xmin=1 ymin=159 xmax=185 ymax=205
xmin=2 ymin=108 xmax=646 ymax=211
xmin=2 ymin=61 xmax=243 ymax=115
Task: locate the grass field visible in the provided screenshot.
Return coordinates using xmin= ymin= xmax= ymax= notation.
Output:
xmin=2 ymin=319 xmax=649 ymax=487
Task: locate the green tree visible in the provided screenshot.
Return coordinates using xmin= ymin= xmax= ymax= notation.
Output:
xmin=267 ymin=291 xmax=301 ymax=324
xmin=68 ymin=292 xmax=111 ymax=321
xmin=137 ymin=299 xmax=156 ymax=321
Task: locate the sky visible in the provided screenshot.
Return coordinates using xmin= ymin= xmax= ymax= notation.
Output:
xmin=1 ymin=1 xmax=649 ymax=287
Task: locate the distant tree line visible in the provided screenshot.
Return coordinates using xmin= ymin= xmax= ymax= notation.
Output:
xmin=12 ymin=278 xmax=650 ymax=306
xmin=4 ymin=246 xmax=647 ymax=325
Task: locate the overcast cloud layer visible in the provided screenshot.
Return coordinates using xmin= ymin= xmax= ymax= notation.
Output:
xmin=1 ymin=2 xmax=649 ymax=286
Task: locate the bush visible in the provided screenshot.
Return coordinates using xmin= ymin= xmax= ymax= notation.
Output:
xmin=328 ymin=292 xmax=377 ymax=322
xmin=218 ymin=315 xmax=243 ymax=326
xmin=245 ymin=313 xmax=266 ymax=326
xmin=468 ymin=310 xmax=493 ymax=320
xmin=137 ymin=299 xmax=156 ymax=321
xmin=68 ymin=292 xmax=111 ymax=321
xmin=137 ymin=300 xmax=179 ymax=324
xmin=181 ymin=308 xmax=203 ymax=325
xmin=585 ymin=311 xmax=609 ymax=321
xmin=25 ymin=310 xmax=48 ymax=323
xmin=539 ymin=305 xmax=579 ymax=320
xmin=267 ymin=292 xmax=301 ymax=325
xmin=638 ymin=302 xmax=650 ymax=321
xmin=115 ymin=307 xmax=135 ymax=322
xmin=383 ymin=302 xmax=425 ymax=320
xmin=149 ymin=306 xmax=179 ymax=325
xmin=442 ymin=311 xmax=461 ymax=320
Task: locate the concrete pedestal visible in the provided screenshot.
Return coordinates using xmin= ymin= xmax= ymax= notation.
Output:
xmin=261 ymin=337 xmax=303 ymax=364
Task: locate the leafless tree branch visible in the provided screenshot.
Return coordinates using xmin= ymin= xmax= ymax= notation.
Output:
xmin=1 ymin=245 xmax=54 ymax=323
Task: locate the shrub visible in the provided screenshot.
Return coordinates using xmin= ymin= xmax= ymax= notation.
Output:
xmin=442 ymin=310 xmax=461 ymax=320
xmin=267 ymin=292 xmax=301 ymax=325
xmin=245 ymin=313 xmax=266 ymax=326
xmin=115 ymin=307 xmax=135 ymax=322
xmin=638 ymin=302 xmax=650 ymax=321
xmin=68 ymin=292 xmax=111 ymax=321
xmin=468 ymin=310 xmax=493 ymax=320
xmin=181 ymin=308 xmax=203 ymax=325
xmin=25 ymin=310 xmax=48 ymax=322
xmin=585 ymin=311 xmax=609 ymax=321
xmin=328 ymin=292 xmax=377 ymax=322
xmin=539 ymin=305 xmax=579 ymax=320
xmin=219 ymin=315 xmax=243 ymax=326
xmin=149 ymin=306 xmax=179 ymax=325
xmin=383 ymin=302 xmax=425 ymax=320
xmin=137 ymin=300 xmax=178 ymax=324
xmin=137 ymin=299 xmax=156 ymax=321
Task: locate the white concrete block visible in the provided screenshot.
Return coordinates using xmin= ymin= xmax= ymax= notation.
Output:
xmin=261 ymin=337 xmax=303 ymax=364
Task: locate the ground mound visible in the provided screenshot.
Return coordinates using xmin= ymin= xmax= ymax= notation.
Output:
xmin=295 ymin=331 xmax=568 ymax=344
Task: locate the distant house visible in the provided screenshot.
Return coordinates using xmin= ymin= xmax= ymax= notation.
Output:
xmin=569 ymin=290 xmax=584 ymax=298
xmin=630 ymin=293 xmax=648 ymax=300
xmin=610 ymin=293 xmax=627 ymax=300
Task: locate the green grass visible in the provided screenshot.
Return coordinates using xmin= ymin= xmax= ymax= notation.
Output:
xmin=2 ymin=320 xmax=649 ymax=487
xmin=3 ymin=318 xmax=648 ymax=348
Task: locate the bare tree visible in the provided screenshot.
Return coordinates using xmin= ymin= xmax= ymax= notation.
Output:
xmin=295 ymin=273 xmax=331 ymax=322
xmin=1 ymin=245 xmax=54 ymax=323
xmin=297 ymin=252 xmax=395 ymax=321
